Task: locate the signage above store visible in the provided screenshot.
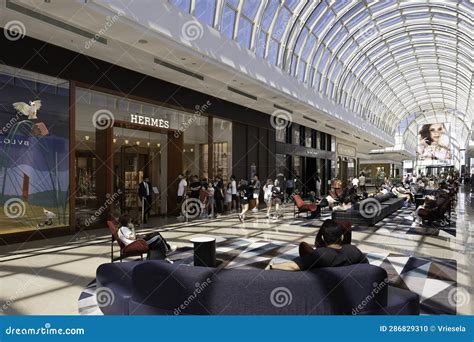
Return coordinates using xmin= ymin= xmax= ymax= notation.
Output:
xmin=306 ymin=149 xmax=319 ymax=156
xmin=337 ymin=143 xmax=356 ymax=157
xmin=130 ymin=114 xmax=170 ymax=129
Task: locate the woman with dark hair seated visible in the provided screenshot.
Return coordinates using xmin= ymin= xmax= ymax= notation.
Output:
xmin=267 ymin=219 xmax=368 ymax=271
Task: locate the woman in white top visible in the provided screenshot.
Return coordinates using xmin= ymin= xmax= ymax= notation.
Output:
xmin=117 ymin=214 xmax=175 ymax=259
xmin=263 ymin=179 xmax=274 ymax=218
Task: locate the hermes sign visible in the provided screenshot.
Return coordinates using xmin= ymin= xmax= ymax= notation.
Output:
xmin=130 ymin=114 xmax=170 ymax=129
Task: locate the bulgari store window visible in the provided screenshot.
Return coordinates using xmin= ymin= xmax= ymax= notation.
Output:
xmin=75 ymin=87 xmax=232 ymax=225
xmin=0 ymin=65 xmax=70 ymax=236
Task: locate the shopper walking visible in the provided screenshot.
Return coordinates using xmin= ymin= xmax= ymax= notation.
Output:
xmin=238 ymin=179 xmax=253 ymax=223
xmin=251 ymin=175 xmax=261 ymax=212
xmin=214 ymin=176 xmax=224 ymax=215
xmin=176 ymin=173 xmax=187 ymax=218
xmin=263 ymin=179 xmax=274 ymax=219
xmin=230 ymin=175 xmax=238 ymax=213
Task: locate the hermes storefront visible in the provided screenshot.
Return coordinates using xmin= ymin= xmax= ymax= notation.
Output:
xmin=75 ymin=86 xmax=233 ymax=228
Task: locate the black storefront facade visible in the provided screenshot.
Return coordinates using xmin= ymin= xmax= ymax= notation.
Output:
xmin=0 ymin=32 xmax=276 ymax=243
xmin=275 ymin=124 xmax=336 ymax=196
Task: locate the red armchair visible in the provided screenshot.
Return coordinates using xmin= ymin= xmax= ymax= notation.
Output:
xmin=107 ymin=220 xmax=148 ymax=262
xmin=293 ymin=194 xmax=319 ymax=218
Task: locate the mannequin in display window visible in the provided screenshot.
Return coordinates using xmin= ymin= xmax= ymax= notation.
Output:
xmin=138 ymin=176 xmax=153 ymax=224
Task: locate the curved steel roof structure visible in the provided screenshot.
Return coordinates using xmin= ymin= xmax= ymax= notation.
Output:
xmin=169 ymin=0 xmax=473 ymax=146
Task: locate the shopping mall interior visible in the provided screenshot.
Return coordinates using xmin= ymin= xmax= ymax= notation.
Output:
xmin=0 ymin=0 xmax=472 ymax=316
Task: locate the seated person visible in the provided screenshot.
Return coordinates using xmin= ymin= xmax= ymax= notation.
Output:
xmin=267 ymin=219 xmax=368 ymax=271
xmin=307 ymin=191 xmax=319 ymax=203
xmin=321 ymin=192 xmax=338 ymax=209
xmin=392 ymin=184 xmax=414 ymax=203
xmin=118 ymin=214 xmax=175 ymax=259
xmin=412 ymin=195 xmax=436 ymax=224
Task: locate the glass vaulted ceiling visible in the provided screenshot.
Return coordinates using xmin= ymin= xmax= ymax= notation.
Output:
xmin=169 ymin=0 xmax=473 ymax=142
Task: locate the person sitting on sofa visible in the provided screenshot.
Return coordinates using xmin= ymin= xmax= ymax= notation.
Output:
xmin=117 ymin=214 xmax=175 ymax=259
xmin=392 ymin=183 xmax=414 ymax=203
xmin=267 ymin=219 xmax=368 ymax=271
xmin=411 ymin=195 xmax=437 ymax=224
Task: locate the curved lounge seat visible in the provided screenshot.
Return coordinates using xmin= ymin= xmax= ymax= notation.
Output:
xmin=97 ymin=261 xmax=420 ymax=315
xmin=96 ymin=261 xmax=141 ymax=315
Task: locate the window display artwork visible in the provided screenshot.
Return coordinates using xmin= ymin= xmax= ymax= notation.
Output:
xmin=0 ymin=69 xmax=70 ymax=234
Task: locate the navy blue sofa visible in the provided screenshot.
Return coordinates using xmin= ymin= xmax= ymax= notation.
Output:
xmin=332 ymin=194 xmax=405 ymax=226
xmin=96 ymin=261 xmax=419 ymax=315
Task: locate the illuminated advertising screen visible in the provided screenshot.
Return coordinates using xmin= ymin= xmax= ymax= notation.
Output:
xmin=416 ymin=123 xmax=452 ymax=165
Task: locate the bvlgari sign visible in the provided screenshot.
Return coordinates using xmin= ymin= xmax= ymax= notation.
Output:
xmin=130 ymin=114 xmax=170 ymax=129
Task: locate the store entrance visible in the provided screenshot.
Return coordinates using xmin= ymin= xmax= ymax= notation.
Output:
xmin=112 ymin=127 xmax=166 ymax=221
xmin=304 ymin=157 xmax=317 ymax=196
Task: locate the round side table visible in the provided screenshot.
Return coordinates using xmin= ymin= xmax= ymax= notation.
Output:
xmin=190 ymin=237 xmax=216 ymax=267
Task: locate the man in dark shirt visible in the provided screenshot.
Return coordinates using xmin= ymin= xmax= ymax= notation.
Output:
xmin=268 ymin=219 xmax=368 ymax=271
xmin=189 ymin=175 xmax=201 ymax=199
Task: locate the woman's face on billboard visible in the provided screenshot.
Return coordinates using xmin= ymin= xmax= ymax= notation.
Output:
xmin=429 ymin=124 xmax=444 ymax=142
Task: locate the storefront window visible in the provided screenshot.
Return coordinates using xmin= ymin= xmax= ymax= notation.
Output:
xmin=276 ymin=154 xmax=287 ymax=177
xmin=183 ymin=115 xmax=208 ymax=179
xmin=293 ymin=124 xmax=300 ymax=146
xmin=213 ymin=118 xmax=232 ymax=181
xmin=293 ymin=156 xmax=302 ymax=178
xmin=275 ymin=127 xmax=285 ymax=142
xmin=0 ymin=65 xmax=70 ymax=234
xmin=320 ymin=132 xmax=326 ymax=150
xmin=305 ymin=128 xmax=312 ymax=147
xmin=75 ymin=87 xmax=206 ymax=221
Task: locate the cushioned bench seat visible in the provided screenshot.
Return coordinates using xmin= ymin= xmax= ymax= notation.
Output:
xmin=97 ymin=260 xmax=420 ymax=316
